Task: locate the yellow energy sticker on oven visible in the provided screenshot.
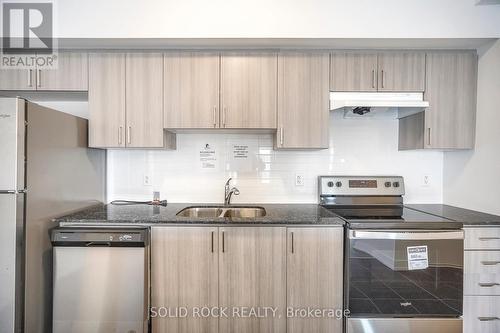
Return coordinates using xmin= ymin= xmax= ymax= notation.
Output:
xmin=407 ymin=245 xmax=429 ymax=270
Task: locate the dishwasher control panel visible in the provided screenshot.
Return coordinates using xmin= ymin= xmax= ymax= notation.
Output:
xmin=51 ymin=229 xmax=148 ymax=247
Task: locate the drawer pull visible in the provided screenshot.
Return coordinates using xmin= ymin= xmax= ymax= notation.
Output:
xmin=478 ymin=282 xmax=500 ymax=287
xmin=479 ymin=237 xmax=500 ymax=241
xmin=478 ymin=317 xmax=500 ymax=321
xmin=482 ymin=261 xmax=500 ymax=266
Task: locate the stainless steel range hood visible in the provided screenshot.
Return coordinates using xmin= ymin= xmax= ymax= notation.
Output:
xmin=330 ymin=92 xmax=429 ymax=119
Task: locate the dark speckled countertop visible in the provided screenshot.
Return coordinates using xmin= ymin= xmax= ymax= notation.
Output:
xmin=55 ymin=203 xmax=345 ymax=227
xmin=407 ymin=204 xmax=500 ymax=226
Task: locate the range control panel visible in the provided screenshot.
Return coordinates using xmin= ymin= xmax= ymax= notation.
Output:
xmin=319 ymin=176 xmax=405 ymax=197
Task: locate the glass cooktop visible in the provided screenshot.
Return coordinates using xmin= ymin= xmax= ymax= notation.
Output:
xmin=323 ymin=205 xmax=462 ymax=230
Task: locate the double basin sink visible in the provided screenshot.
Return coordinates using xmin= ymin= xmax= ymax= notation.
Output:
xmin=176 ymin=206 xmax=266 ymax=218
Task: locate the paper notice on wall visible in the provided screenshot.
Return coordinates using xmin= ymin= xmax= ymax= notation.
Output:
xmin=199 ymin=144 xmax=217 ymax=169
xmin=407 ymin=245 xmax=429 ymax=271
xmin=233 ymin=144 xmax=249 ymax=159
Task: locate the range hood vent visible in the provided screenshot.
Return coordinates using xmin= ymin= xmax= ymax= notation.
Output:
xmin=330 ymin=92 xmax=429 ymax=119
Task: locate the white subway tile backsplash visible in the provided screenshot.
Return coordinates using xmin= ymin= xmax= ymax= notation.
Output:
xmin=107 ymin=111 xmax=444 ymax=204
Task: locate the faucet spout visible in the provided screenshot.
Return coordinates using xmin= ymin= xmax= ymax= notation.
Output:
xmin=224 ymin=178 xmax=240 ymax=205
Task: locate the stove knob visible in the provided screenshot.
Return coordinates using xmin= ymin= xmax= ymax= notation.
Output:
xmin=393 ymin=181 xmax=400 ymax=188
xmin=327 ymin=181 xmax=334 ymax=188
xmin=335 ymin=181 xmax=342 ymax=188
xmin=385 ymin=182 xmax=392 ymax=188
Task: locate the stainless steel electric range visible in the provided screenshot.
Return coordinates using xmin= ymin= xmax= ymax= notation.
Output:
xmin=319 ymin=176 xmax=464 ymax=333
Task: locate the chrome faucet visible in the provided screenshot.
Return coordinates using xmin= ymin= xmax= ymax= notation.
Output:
xmin=224 ymin=178 xmax=240 ymax=205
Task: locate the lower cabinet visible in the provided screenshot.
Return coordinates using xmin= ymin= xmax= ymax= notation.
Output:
xmin=151 ymin=227 xmax=219 ymax=333
xmin=287 ymin=228 xmax=344 ymax=333
xmin=151 ymin=226 xmax=343 ymax=333
xmin=219 ymin=227 xmax=287 ymax=333
xmin=463 ymin=227 xmax=500 ymax=333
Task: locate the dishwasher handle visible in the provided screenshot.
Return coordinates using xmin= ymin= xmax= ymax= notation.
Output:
xmin=85 ymin=241 xmax=112 ymax=247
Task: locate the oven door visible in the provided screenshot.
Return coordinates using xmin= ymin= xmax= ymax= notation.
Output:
xmin=346 ymin=229 xmax=464 ymax=319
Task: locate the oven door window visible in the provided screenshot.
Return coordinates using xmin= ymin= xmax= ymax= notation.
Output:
xmin=347 ymin=230 xmax=463 ymax=317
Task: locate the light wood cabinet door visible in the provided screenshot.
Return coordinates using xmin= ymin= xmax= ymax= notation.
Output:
xmin=220 ymin=53 xmax=277 ymax=129
xmin=38 ymin=52 xmax=88 ymax=91
xmin=330 ymin=52 xmax=378 ymax=91
xmin=151 ymin=227 xmax=218 ymax=333
xmin=277 ymin=52 xmax=329 ymax=149
xmin=464 ymin=296 xmax=500 ymax=333
xmin=219 ymin=227 xmax=286 ymax=333
xmin=424 ymin=52 xmax=477 ymax=149
xmin=164 ymin=52 xmax=220 ymax=129
xmin=287 ymin=227 xmax=344 ymax=333
xmin=125 ymin=53 xmax=166 ymax=148
xmin=0 ymin=60 xmax=35 ymax=90
xmin=88 ymin=53 xmax=126 ymax=148
xmin=378 ymin=52 xmax=426 ymax=92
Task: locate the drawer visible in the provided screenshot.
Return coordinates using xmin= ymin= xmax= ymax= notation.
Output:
xmin=464 ymin=296 xmax=500 ymax=333
xmin=465 ymin=251 xmax=500 ymax=295
xmin=465 ymin=227 xmax=500 ymax=250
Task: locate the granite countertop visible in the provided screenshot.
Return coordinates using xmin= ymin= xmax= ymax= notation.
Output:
xmin=407 ymin=204 xmax=500 ymax=226
xmin=55 ymin=203 xmax=345 ymax=227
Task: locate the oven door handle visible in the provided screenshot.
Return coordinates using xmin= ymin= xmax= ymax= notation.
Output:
xmin=349 ymin=230 xmax=464 ymax=240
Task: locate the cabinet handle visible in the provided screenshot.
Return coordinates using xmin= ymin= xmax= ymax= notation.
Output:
xmin=427 ymin=128 xmax=431 ymax=146
xmin=127 ymin=126 xmax=131 ymax=145
xmin=213 ymin=106 xmax=217 ymax=128
xmin=223 ymin=106 xmax=227 ymax=128
xmin=37 ymin=69 xmax=41 ymax=87
xmin=381 ymin=70 xmax=385 ymax=88
xmin=291 ymin=232 xmax=294 ymax=253
xmin=27 ymin=69 xmax=33 ymax=87
xmin=478 ymin=282 xmax=500 ymax=287
xmin=478 ymin=317 xmax=500 ymax=321
xmin=222 ymin=231 xmax=225 ymax=253
xmin=211 ymin=231 xmax=214 ymax=253
xmin=372 ymin=69 xmax=376 ymax=88
xmin=118 ymin=126 xmax=123 ymax=145
xmin=479 ymin=237 xmax=500 ymax=241
xmin=280 ymin=127 xmax=284 ymax=146
xmin=481 ymin=261 xmax=500 ymax=266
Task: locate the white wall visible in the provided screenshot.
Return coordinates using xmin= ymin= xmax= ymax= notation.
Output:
xmin=107 ymin=111 xmax=443 ymax=204
xmin=443 ymin=40 xmax=500 ymax=215
xmin=54 ymin=0 xmax=500 ymax=39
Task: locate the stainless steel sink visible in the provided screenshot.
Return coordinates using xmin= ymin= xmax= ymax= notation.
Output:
xmin=222 ymin=207 xmax=266 ymax=218
xmin=176 ymin=206 xmax=266 ymax=218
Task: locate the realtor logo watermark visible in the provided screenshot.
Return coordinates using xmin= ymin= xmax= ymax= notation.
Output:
xmin=1 ymin=0 xmax=57 ymax=69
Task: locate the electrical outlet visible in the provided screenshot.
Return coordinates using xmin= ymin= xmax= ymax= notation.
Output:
xmin=422 ymin=175 xmax=431 ymax=187
xmin=295 ymin=173 xmax=305 ymax=186
xmin=143 ymin=174 xmax=152 ymax=186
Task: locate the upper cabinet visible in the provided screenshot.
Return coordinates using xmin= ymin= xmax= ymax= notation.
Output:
xmin=277 ymin=52 xmax=330 ymax=149
xmin=220 ymin=53 xmax=277 ymax=129
xmin=399 ymin=51 xmax=477 ymax=150
xmin=0 ymin=52 xmax=88 ymax=91
xmin=89 ymin=52 xmax=175 ymax=149
xmin=377 ymin=52 xmax=426 ymax=92
xmin=330 ymin=51 xmax=425 ymax=92
xmin=164 ymin=52 xmax=220 ymax=129
xmin=0 ymin=58 xmax=35 ymax=90
xmin=164 ymin=52 xmax=277 ymax=130
xmin=125 ymin=53 xmax=167 ymax=148
xmin=37 ymin=52 xmax=88 ymax=91
xmin=330 ymin=52 xmax=378 ymax=91
xmin=88 ymin=53 xmax=126 ymax=148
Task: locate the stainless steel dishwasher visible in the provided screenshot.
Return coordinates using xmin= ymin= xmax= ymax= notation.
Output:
xmin=51 ymin=228 xmax=149 ymax=333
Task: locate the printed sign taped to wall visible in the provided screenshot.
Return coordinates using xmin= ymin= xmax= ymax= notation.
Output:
xmin=407 ymin=245 xmax=429 ymax=270
xmin=200 ymin=143 xmax=217 ymax=169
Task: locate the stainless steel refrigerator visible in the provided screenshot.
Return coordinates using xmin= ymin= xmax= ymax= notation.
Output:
xmin=0 ymin=98 xmax=106 ymax=333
